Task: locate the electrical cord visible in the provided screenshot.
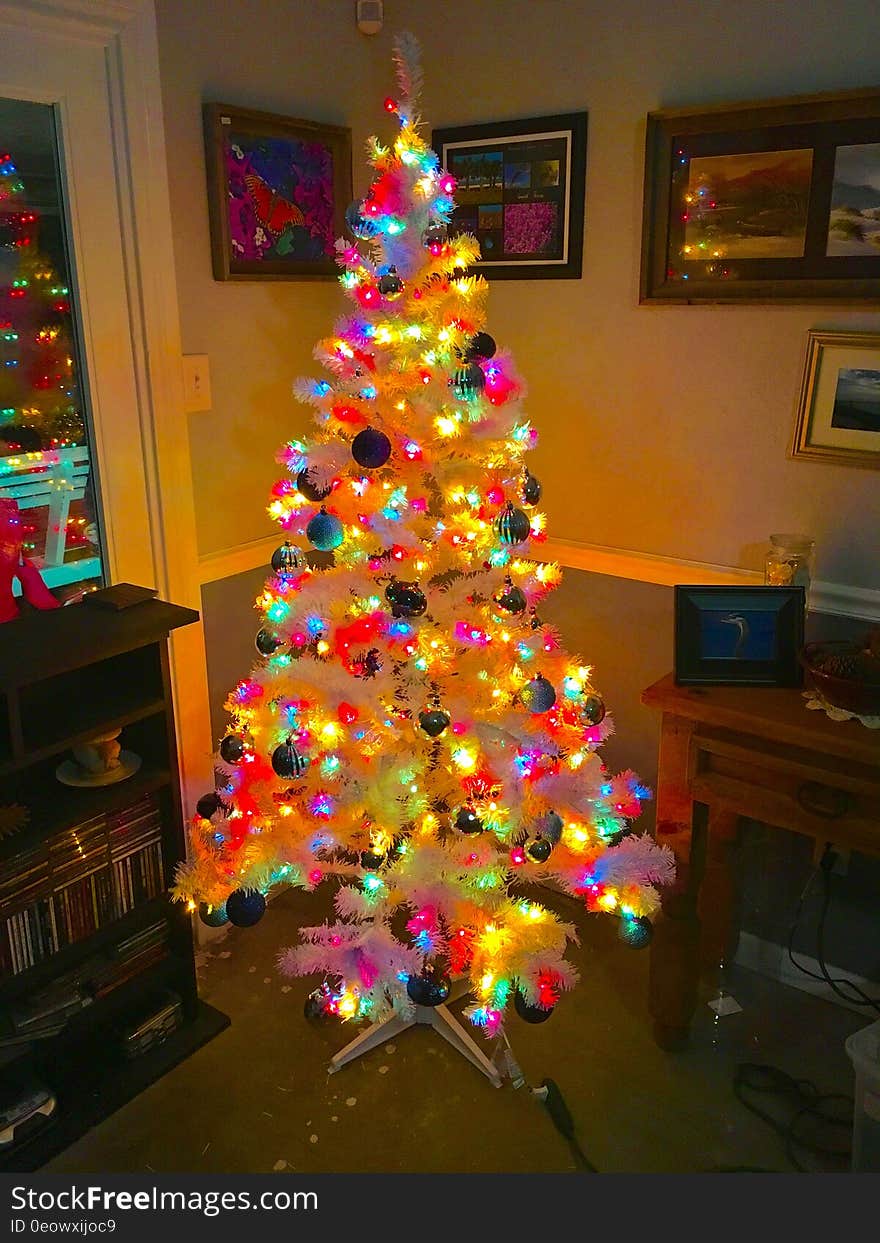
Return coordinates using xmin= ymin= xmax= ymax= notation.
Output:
xmin=786 ymin=845 xmax=880 ymax=1015
xmin=732 ymin=1063 xmax=852 ymax=1172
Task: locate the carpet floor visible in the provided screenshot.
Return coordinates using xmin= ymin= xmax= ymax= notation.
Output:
xmin=45 ymin=887 xmax=865 ymax=1174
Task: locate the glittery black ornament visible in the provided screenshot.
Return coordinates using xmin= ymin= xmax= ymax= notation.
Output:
xmin=255 ymin=628 xmax=282 ymax=656
xmin=196 ymin=792 xmax=220 ymax=820
xmin=271 ymin=541 xmax=303 ymax=574
xmin=225 ymin=888 xmax=266 ymax=927
xmin=351 ymin=426 xmax=392 ymax=469
xmin=385 ymin=579 xmax=427 ymax=618
xmin=464 ymin=332 xmax=496 ymax=361
xmin=495 ymin=502 xmax=531 ymax=546
xmin=406 ymin=967 xmax=451 ymax=1007
xmin=271 ymin=738 xmax=308 ymax=780
xmin=419 ymin=708 xmax=450 ymax=737
xmin=521 ymin=674 xmax=556 ymax=714
xmin=494 ymin=578 xmax=527 ymax=614
xmin=422 ymin=222 xmax=447 ymax=249
xmin=451 ymin=362 xmax=485 ymax=401
xmin=522 ymin=472 xmax=542 ymax=506
xmin=538 ymin=810 xmax=564 ymax=845
xmin=219 ymin=734 xmax=245 ymax=764
xmin=378 ymin=267 xmax=404 ymax=300
xmin=513 ymin=987 xmax=554 ymax=1024
xmin=455 ymin=804 xmax=483 ymax=834
xmin=296 ymin=468 xmax=331 ymax=502
xmin=345 ymin=200 xmax=379 ymax=240
xmin=527 ymin=836 xmax=553 ymax=863
xmin=304 ymin=986 xmax=334 ymax=1022
xmin=580 ymin=694 xmax=606 ymax=726
xmin=619 ymin=916 xmax=653 ymax=949
xmin=306 ymin=507 xmax=344 ymax=551
xmin=198 ymin=901 xmax=228 ymax=928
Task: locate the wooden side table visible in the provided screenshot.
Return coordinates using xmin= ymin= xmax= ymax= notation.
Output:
xmin=641 ymin=673 xmax=880 ymax=1050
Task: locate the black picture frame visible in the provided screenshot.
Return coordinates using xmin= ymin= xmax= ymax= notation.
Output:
xmin=203 ymin=103 xmax=352 ymax=281
xmin=674 ymin=586 xmax=805 ymax=687
xmin=431 ymin=112 xmax=587 ymax=280
xmin=640 ymin=87 xmax=880 ymax=304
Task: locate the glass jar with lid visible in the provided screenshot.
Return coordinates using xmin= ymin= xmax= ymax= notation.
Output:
xmin=764 ymin=533 xmax=815 ymax=603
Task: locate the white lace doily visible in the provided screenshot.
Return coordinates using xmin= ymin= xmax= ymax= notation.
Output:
xmin=803 ymin=689 xmax=880 ymax=729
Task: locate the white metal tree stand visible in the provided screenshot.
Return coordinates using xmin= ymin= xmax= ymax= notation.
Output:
xmin=328 ymin=979 xmax=503 ymax=1087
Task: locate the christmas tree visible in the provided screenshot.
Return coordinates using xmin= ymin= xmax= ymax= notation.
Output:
xmin=176 ymin=37 xmax=674 ymax=1036
xmin=0 ymin=150 xmax=80 ymax=451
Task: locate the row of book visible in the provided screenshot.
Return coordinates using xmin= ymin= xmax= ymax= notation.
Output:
xmin=3 ymin=919 xmax=171 ymax=1044
xmin=0 ymin=795 xmax=167 ymax=979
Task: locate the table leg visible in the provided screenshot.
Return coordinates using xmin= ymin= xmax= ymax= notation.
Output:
xmin=698 ymin=807 xmax=742 ymax=972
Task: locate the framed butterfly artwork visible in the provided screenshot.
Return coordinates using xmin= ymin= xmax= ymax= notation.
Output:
xmin=203 ymin=103 xmax=352 ymax=280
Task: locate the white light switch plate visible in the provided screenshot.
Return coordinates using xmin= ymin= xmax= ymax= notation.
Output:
xmin=182 ymin=354 xmax=212 ymax=412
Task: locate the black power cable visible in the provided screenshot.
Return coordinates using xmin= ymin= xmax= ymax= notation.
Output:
xmin=787 ymin=845 xmax=880 ymax=1015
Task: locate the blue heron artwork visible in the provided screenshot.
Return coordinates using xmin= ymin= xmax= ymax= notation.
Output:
xmin=699 ymin=608 xmax=778 ymax=661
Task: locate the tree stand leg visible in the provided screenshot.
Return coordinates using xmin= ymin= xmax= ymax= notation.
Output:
xmin=329 ymin=995 xmax=503 ymax=1087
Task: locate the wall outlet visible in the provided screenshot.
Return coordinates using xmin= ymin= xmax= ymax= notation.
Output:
xmin=182 ymin=354 xmax=212 ymax=412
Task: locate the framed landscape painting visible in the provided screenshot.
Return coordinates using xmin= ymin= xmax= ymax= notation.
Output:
xmin=640 ymin=87 xmax=880 ymax=303
xmin=431 ymin=113 xmax=587 ymax=279
xmin=791 ymin=331 xmax=880 ymax=469
xmin=204 ymin=103 xmax=352 ymax=280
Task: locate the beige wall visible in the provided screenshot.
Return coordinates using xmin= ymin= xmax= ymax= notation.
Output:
xmin=156 ymin=0 xmax=880 ymax=796
xmin=157 ymin=0 xmax=880 ymax=584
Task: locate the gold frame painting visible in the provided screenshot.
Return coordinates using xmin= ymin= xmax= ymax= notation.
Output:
xmin=791 ymin=331 xmax=880 ymax=469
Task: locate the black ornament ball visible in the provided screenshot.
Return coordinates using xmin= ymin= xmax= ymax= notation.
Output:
xmin=255 ymin=628 xmax=282 ymax=656
xmin=296 ymin=468 xmax=331 ymax=502
xmin=219 ymin=734 xmax=246 ymax=764
xmin=522 ymin=472 xmax=542 ymax=506
xmin=422 ymin=222 xmax=447 ymax=249
xmin=303 ymin=987 xmax=333 ymax=1022
xmin=198 ymin=901 xmax=229 ymax=928
xmin=351 ymin=426 xmax=392 ymax=469
xmin=345 ymin=199 xmax=379 ymax=240
xmin=521 ymin=674 xmax=557 ymax=714
xmin=539 ymin=810 xmax=564 ymax=845
xmin=271 ymin=739 xmax=308 ymax=780
xmin=306 ymin=507 xmax=344 ymax=552
xmin=513 ymin=988 xmax=554 ymax=1024
xmin=271 ymin=541 xmax=303 ymax=574
xmin=455 ymin=804 xmax=483 ymax=834
xmin=580 ymin=694 xmax=606 ymax=726
xmin=406 ymin=968 xmax=451 ymax=1008
xmin=378 ymin=267 xmax=405 ymax=300
xmin=385 ymin=579 xmax=427 ymax=619
xmin=527 ymin=836 xmax=553 ymax=863
xmin=619 ymin=915 xmax=653 ymax=949
xmin=419 ymin=708 xmax=450 ymax=738
xmin=494 ymin=580 xmax=527 ymax=615
xmin=360 ymin=849 xmax=385 ymax=870
xmin=464 ymin=332 xmax=497 ymax=361
xmin=196 ymin=792 xmax=222 ymax=820
xmin=225 ymin=888 xmax=266 ymax=928
xmin=451 ymin=362 xmax=486 ymax=401
xmin=495 ymin=502 xmax=531 ymax=546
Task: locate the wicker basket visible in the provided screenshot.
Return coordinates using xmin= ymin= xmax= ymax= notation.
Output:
xmin=799 ymin=640 xmax=880 ymax=716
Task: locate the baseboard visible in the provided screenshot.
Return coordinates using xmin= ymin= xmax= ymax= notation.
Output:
xmin=735 ymin=930 xmax=880 ymax=1014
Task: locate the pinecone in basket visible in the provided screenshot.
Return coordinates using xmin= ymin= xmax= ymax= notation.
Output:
xmin=816 ymin=651 xmax=861 ymax=679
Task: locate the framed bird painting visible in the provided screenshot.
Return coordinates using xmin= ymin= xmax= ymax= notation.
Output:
xmin=673 ymin=585 xmax=805 ymax=687
xmin=203 ymin=103 xmax=352 ymax=280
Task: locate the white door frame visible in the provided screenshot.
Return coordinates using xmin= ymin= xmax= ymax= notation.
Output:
xmin=0 ymin=0 xmax=214 ymax=805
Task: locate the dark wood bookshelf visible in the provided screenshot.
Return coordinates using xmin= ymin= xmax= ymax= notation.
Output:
xmin=0 ymin=595 xmax=229 ymax=1171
